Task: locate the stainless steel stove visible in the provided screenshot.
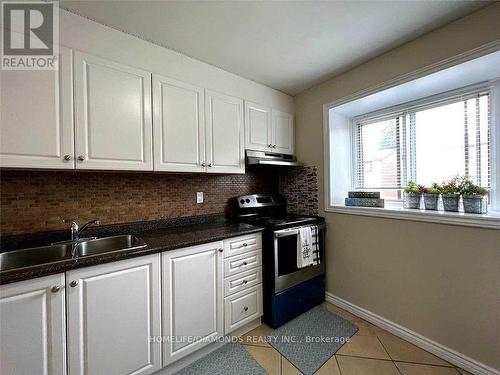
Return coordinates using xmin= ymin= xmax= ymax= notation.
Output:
xmin=234 ymin=193 xmax=326 ymax=328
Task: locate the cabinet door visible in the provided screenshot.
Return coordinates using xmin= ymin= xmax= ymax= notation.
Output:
xmin=271 ymin=109 xmax=294 ymax=154
xmin=244 ymin=101 xmax=272 ymax=152
xmin=0 ymin=274 xmax=66 ymax=375
xmin=205 ymin=90 xmax=244 ymax=174
xmin=162 ymin=241 xmax=223 ymax=366
xmin=0 ymin=45 xmax=74 ymax=169
xmin=67 ymin=254 xmax=161 ymax=375
xmin=153 ymin=74 xmax=205 ymax=172
xmin=74 ymin=52 xmax=153 ymax=171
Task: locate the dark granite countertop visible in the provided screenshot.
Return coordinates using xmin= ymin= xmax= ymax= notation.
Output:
xmin=0 ymin=216 xmax=264 ymax=285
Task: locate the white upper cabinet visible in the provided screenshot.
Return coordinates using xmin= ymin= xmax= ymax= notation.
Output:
xmin=0 ymin=45 xmax=74 ymax=169
xmin=74 ymin=52 xmax=153 ymax=171
xmin=205 ymin=90 xmax=245 ymax=174
xmin=0 ymin=273 xmax=67 ymax=375
xmin=153 ymin=74 xmax=205 ymax=172
xmin=162 ymin=241 xmax=224 ymax=366
xmin=271 ymin=109 xmax=294 ymax=154
xmin=67 ymin=254 xmax=161 ymax=375
xmin=244 ymin=101 xmax=272 ymax=152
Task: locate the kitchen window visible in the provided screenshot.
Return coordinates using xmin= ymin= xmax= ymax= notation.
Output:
xmin=353 ymin=91 xmax=491 ymax=202
xmin=324 ymin=63 xmax=500 ymax=229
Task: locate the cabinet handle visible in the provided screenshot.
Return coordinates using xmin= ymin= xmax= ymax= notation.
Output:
xmin=77 ymin=155 xmax=85 ymax=162
xmin=201 ymin=163 xmax=206 ymax=167
xmin=63 ymin=154 xmax=71 ymax=161
xmin=243 ymin=306 xmax=249 ymax=312
xmin=217 ymin=248 xmax=223 ymax=253
xmin=70 ymin=280 xmax=79 ymax=287
xmin=51 ymin=285 xmax=62 ymax=293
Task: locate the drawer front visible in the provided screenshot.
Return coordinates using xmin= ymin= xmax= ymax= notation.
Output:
xmin=224 ymin=233 xmax=262 ymax=258
xmin=224 ymin=250 xmax=261 ymax=277
xmin=224 ymin=268 xmax=262 ymax=297
xmin=224 ymin=285 xmax=262 ymax=334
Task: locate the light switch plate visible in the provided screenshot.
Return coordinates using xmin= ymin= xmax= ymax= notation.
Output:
xmin=196 ymin=192 xmax=203 ymax=203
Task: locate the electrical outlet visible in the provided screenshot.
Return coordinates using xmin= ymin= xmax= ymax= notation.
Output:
xmin=196 ymin=192 xmax=203 ymax=204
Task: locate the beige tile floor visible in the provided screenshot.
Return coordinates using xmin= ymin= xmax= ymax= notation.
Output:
xmin=240 ymin=302 xmax=471 ymax=375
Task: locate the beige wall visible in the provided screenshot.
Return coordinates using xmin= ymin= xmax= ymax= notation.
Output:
xmin=294 ymin=4 xmax=500 ymax=370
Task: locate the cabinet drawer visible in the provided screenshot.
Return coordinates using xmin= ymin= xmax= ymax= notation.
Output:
xmin=224 ymin=285 xmax=262 ymax=334
xmin=224 ymin=250 xmax=261 ymax=277
xmin=224 ymin=233 xmax=262 ymax=258
xmin=224 ymin=268 xmax=262 ymax=297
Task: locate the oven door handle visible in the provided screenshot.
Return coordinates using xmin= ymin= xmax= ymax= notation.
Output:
xmin=274 ymin=223 xmax=325 ymax=238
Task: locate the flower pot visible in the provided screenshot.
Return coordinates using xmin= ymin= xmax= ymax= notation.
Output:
xmin=462 ymin=195 xmax=484 ymax=214
xmin=442 ymin=194 xmax=460 ymax=212
xmin=404 ymin=192 xmax=422 ymax=209
xmin=423 ymin=193 xmax=439 ymax=210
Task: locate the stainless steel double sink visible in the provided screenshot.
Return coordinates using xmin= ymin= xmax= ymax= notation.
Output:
xmin=0 ymin=235 xmax=147 ymax=272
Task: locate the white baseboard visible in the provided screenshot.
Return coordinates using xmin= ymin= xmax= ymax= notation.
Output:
xmin=325 ymin=292 xmax=499 ymax=375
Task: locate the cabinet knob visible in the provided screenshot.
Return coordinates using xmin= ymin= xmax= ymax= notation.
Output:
xmin=63 ymin=154 xmax=71 ymax=161
xmin=242 ymin=280 xmax=248 ymax=285
xmin=272 ymin=145 xmax=277 ymax=148
xmin=51 ymin=285 xmax=62 ymax=293
xmin=242 ymin=261 xmax=248 ymax=266
xmin=201 ymin=163 xmax=206 ymax=167
xmin=268 ymin=144 xmax=272 ymax=148
xmin=242 ymin=243 xmax=248 ymax=247
xmin=243 ymin=306 xmax=249 ymax=312
xmin=70 ymin=280 xmax=79 ymax=287
xmin=218 ymin=248 xmax=223 ymax=253
xmin=208 ymin=163 xmax=212 ymax=167
xmin=77 ymin=155 xmax=85 ymax=162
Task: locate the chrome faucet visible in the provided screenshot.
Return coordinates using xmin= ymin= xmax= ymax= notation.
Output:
xmin=70 ymin=219 xmax=100 ymax=241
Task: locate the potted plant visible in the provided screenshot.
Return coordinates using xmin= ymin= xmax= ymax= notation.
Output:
xmin=460 ymin=179 xmax=488 ymax=214
xmin=403 ymin=181 xmax=423 ymax=209
xmin=422 ymin=183 xmax=441 ymax=210
xmin=440 ymin=177 xmax=461 ymax=212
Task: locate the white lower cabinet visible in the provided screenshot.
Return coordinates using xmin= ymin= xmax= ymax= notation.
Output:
xmin=162 ymin=241 xmax=224 ymax=366
xmin=222 ymin=233 xmax=264 ymax=335
xmin=0 ymin=273 xmax=67 ymax=375
xmin=0 ymin=234 xmax=264 ymax=373
xmin=66 ymin=254 xmax=161 ymax=375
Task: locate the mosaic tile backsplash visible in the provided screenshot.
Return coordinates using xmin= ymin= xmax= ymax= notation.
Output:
xmin=279 ymin=166 xmax=319 ymax=215
xmin=0 ymin=170 xmax=278 ymax=235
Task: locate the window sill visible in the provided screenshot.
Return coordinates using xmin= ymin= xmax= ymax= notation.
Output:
xmin=326 ymin=205 xmax=500 ymax=229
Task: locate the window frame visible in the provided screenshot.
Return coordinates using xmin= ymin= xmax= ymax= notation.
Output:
xmin=324 ymin=79 xmax=500 ymax=229
xmin=350 ymin=86 xmax=492 ymax=203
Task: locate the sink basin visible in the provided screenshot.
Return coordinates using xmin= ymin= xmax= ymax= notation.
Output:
xmin=0 ymin=244 xmax=73 ymax=272
xmin=75 ymin=235 xmax=147 ymax=257
xmin=0 ymin=235 xmax=147 ymax=272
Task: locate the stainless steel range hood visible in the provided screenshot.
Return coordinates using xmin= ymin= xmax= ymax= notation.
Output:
xmin=246 ymin=150 xmax=303 ymax=167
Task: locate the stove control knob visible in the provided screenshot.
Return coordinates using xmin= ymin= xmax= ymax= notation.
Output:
xmin=240 ymin=199 xmax=245 ymax=204
xmin=245 ymin=199 xmax=250 ymax=203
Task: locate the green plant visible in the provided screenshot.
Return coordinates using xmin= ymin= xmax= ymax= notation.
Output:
xmin=440 ymin=177 xmax=461 ymax=195
xmin=460 ymin=179 xmax=488 ymax=196
xmin=404 ymin=181 xmax=423 ymax=194
xmin=424 ymin=183 xmax=441 ymax=194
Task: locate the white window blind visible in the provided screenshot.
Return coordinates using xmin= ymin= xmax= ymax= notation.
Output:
xmin=353 ymin=90 xmax=491 ymax=201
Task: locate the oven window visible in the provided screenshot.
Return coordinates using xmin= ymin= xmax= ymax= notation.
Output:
xmin=276 ymin=228 xmax=324 ymax=277
xmin=277 ymin=235 xmax=299 ymax=276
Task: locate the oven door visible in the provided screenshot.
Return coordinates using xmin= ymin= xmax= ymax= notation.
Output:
xmin=273 ymin=224 xmax=325 ymax=293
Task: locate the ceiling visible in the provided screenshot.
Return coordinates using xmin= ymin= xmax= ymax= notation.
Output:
xmin=60 ymin=1 xmax=489 ymax=96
